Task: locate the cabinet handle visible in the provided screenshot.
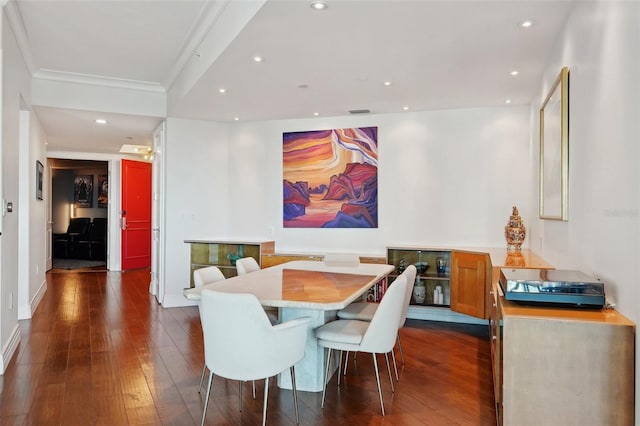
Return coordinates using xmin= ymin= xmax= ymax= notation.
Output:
xmin=492 ymin=335 xmax=497 ymax=341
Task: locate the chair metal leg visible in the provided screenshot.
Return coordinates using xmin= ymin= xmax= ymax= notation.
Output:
xmin=343 ymin=351 xmax=350 ymax=376
xmin=262 ymin=376 xmax=269 ymax=426
xmin=372 ymin=353 xmax=386 ymax=416
xmin=252 ymin=380 xmax=256 ymax=399
xmin=201 ymin=371 xmax=214 ymax=426
xmin=397 ymin=334 xmax=406 ymax=364
xmin=337 ymin=350 xmax=343 ymax=386
xmin=391 ymin=348 xmax=399 ymax=381
xmin=321 ymin=348 xmax=332 ymax=408
xmin=384 ymin=353 xmax=395 ymax=393
xmin=199 ymin=363 xmax=207 ymax=393
xmin=291 ymin=366 xmax=300 ymax=424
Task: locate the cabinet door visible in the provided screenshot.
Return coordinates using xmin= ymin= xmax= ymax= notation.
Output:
xmin=450 ymin=251 xmax=488 ymax=318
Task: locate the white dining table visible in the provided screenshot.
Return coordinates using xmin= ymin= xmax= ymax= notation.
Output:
xmin=184 ymin=260 xmax=395 ymax=392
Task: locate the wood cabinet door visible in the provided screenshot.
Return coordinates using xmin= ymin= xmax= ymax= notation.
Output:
xmin=450 ymin=251 xmax=488 ymax=318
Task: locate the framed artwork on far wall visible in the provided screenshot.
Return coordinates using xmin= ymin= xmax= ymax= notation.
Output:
xmin=74 ymin=175 xmax=93 ymax=208
xmin=35 ymin=160 xmax=44 ymax=200
xmin=97 ymin=174 xmax=108 ymax=208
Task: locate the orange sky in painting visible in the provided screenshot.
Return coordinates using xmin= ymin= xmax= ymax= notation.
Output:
xmin=283 ymin=131 xmax=350 ymax=188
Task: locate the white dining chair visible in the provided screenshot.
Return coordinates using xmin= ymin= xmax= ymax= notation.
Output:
xmin=192 ymin=266 xmax=227 ymax=392
xmin=235 ymin=256 xmax=260 ymax=275
xmin=199 ymin=289 xmax=310 ymax=426
xmin=322 ymin=253 xmax=361 ymax=267
xmin=235 ymin=256 xmax=279 ymax=325
xmin=315 ymin=274 xmax=408 ymax=416
xmin=337 ymin=265 xmax=417 ymax=380
xmin=194 ymin=265 xmax=226 ymax=287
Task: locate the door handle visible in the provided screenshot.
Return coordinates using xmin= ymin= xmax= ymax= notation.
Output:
xmin=121 ymin=217 xmax=127 ymax=230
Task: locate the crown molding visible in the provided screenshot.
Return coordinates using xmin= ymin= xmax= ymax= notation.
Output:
xmin=162 ymin=0 xmax=231 ymax=90
xmin=4 ymin=0 xmax=36 ymax=74
xmin=33 ymin=69 xmax=166 ymax=93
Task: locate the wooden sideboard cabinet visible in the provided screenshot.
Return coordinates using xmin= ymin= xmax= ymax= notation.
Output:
xmin=491 ymin=278 xmax=635 ymax=426
xmin=260 ymin=253 xmax=386 ymax=268
xmin=450 ymin=251 xmax=489 ymax=318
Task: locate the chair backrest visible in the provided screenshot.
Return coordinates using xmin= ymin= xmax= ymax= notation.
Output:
xmin=87 ymin=218 xmax=107 ymax=242
xmin=359 ymin=274 xmax=408 ymax=353
xmin=193 ymin=266 xmax=226 ymax=287
xmin=200 ymin=290 xmax=310 ymax=381
xmin=323 ymin=253 xmax=360 ymax=267
xmin=235 ymin=257 xmax=260 ymax=275
xmin=398 ymin=265 xmax=417 ymax=328
xmin=67 ymin=217 xmax=91 ymax=235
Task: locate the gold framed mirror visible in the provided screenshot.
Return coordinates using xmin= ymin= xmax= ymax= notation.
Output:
xmin=539 ymin=67 xmax=569 ymax=220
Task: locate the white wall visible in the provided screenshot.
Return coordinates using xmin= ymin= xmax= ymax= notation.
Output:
xmin=163 ymin=106 xmax=532 ymax=305
xmin=17 ymin=110 xmax=47 ymax=321
xmin=226 ymin=107 xmax=533 ymax=254
xmin=527 ymin=1 xmax=640 ymax=418
xmin=162 ymin=117 xmax=230 ymax=307
xmin=1 ymin=11 xmax=37 ymax=372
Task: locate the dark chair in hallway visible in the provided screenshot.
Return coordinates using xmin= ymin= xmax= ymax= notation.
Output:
xmin=76 ymin=218 xmax=107 ymax=261
xmin=53 ymin=217 xmax=91 ymax=258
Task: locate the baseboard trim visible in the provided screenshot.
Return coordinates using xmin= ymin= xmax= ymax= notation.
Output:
xmin=31 ymin=279 xmax=48 ymax=316
xmin=407 ymin=305 xmax=487 ymax=325
xmin=162 ymin=293 xmax=198 ymax=308
xmin=1 ymin=324 xmax=21 ymax=374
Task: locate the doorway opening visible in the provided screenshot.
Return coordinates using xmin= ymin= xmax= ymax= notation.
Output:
xmin=50 ymin=158 xmax=108 ymax=271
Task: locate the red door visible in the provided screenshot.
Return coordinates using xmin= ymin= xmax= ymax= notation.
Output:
xmin=121 ymin=159 xmax=152 ymax=270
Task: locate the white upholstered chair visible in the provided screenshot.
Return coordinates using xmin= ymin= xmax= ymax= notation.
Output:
xmin=192 ymin=266 xmax=227 ymax=392
xmin=235 ymin=256 xmax=260 ymax=275
xmin=315 ymin=274 xmax=408 ymax=416
xmin=322 ymin=253 xmax=361 ymax=267
xmin=199 ymin=290 xmax=310 ymax=426
xmin=337 ymin=265 xmax=417 ymax=379
xmin=194 ymin=265 xmax=226 ymax=287
xmin=235 ymin=256 xmax=279 ymax=324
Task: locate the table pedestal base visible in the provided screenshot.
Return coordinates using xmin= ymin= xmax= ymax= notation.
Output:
xmin=277 ymin=307 xmax=340 ymax=392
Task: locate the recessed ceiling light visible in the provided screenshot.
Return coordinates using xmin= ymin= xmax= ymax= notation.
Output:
xmin=219 ymin=88 xmax=226 ymax=94
xmin=95 ymin=118 xmax=107 ymax=124
xmin=510 ymin=70 xmax=519 ymax=76
xmin=520 ymin=20 xmax=533 ymax=28
xmin=384 ymin=81 xmax=392 ymax=86
xmin=403 ymin=106 xmax=409 ymax=111
xmin=234 ymin=117 xmax=240 ymax=121
xmin=310 ymin=1 xmax=328 ymax=10
xmin=313 ymin=112 xmax=320 ymax=116
xmin=505 ymin=99 xmax=512 ymax=104
xmin=253 ymin=56 xmax=264 ymax=63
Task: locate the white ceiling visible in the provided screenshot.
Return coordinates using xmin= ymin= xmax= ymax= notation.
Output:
xmin=13 ymin=0 xmax=574 ymax=154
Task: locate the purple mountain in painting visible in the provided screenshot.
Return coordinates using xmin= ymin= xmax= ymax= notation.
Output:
xmin=284 ymin=163 xmax=378 ymax=227
xmin=323 ymin=163 xmax=378 ymax=227
xmin=283 ymin=180 xmax=310 ymax=220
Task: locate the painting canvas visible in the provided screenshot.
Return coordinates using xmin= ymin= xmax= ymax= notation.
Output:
xmin=74 ymin=175 xmax=93 ymax=208
xmin=36 ymin=160 xmax=44 ymax=200
xmin=283 ymin=127 xmax=378 ymax=228
xmin=97 ymin=174 xmax=108 ymax=208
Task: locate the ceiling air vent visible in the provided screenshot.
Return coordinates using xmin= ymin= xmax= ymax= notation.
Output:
xmin=348 ymin=109 xmax=371 ymax=114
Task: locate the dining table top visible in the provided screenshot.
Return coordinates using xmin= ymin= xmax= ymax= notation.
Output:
xmin=183 ymin=260 xmax=395 ymax=310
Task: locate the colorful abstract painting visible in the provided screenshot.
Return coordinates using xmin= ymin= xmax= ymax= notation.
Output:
xmin=283 ymin=127 xmax=378 ymax=228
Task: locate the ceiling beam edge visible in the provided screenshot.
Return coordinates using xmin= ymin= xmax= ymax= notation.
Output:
xmin=4 ymin=0 xmax=36 ymax=75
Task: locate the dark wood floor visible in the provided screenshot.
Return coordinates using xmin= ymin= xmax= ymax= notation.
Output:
xmin=0 ymin=269 xmax=496 ymax=425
